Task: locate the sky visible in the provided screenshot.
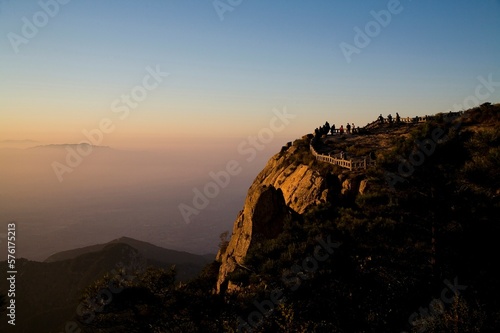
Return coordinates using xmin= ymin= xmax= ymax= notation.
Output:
xmin=1 ymin=0 xmax=499 ymax=149
xmin=0 ymin=0 xmax=500 ymax=258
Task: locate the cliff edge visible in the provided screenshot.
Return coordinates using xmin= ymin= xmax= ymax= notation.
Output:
xmin=216 ymin=138 xmax=336 ymax=293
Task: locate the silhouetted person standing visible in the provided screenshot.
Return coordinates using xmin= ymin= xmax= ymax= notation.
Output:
xmin=330 ymin=124 xmax=336 ymax=135
xmin=346 ymin=123 xmax=351 ymax=134
xmin=378 ymin=114 xmax=384 ymax=123
xmin=339 ymin=125 xmax=344 ymax=134
xmin=395 ymin=113 xmax=400 ymax=123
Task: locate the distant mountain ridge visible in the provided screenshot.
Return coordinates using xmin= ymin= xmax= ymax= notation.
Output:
xmin=0 ymin=139 xmax=39 ymax=143
xmin=0 ymin=237 xmax=214 ymax=332
xmin=30 ymin=143 xmax=111 ymax=150
xmin=42 ymin=236 xmax=214 ymax=280
xmin=45 ymin=236 xmax=214 ymax=266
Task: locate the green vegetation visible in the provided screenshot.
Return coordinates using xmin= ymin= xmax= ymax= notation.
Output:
xmin=288 ymin=136 xmax=315 ymax=166
xmin=287 ymin=136 xmax=338 ymax=177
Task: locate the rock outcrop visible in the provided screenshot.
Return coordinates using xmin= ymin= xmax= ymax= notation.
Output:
xmin=216 ymin=146 xmax=330 ymax=293
xmin=338 ymin=173 xmax=365 ymax=196
xmin=216 ymin=184 xmax=291 ymax=293
xmin=216 ymin=144 xmax=368 ymax=293
xmin=252 ymin=146 xmax=329 ymax=214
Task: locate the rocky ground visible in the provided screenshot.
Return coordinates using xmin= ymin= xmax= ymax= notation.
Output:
xmin=318 ymin=122 xmax=422 ymax=158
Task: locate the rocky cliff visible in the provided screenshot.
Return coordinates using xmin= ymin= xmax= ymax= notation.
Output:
xmin=251 ymin=144 xmax=330 ymax=214
xmin=215 ymin=139 xmax=365 ymax=293
xmin=215 ymin=184 xmax=291 ymax=293
xmin=68 ymin=105 xmax=500 ymax=332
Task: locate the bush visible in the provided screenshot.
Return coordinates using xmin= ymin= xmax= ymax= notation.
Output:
xmin=227 ymin=268 xmax=250 ymax=285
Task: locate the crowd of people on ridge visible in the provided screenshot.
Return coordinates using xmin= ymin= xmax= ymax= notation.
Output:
xmin=311 ymin=120 xmax=378 ymax=164
xmin=378 ymin=112 xmax=401 ymax=124
xmin=314 ymin=121 xmax=360 ymax=138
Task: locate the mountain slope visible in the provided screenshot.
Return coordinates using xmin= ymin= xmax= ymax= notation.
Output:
xmin=76 ymin=104 xmax=500 ymax=332
xmin=211 ymin=104 xmax=500 ymax=331
xmin=0 ymin=238 xmax=212 ymax=333
xmin=12 ymin=104 xmax=499 ymax=333
xmin=45 ymin=236 xmax=212 ymax=267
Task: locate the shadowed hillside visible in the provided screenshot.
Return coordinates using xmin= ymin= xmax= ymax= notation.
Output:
xmin=0 ymin=238 xmax=212 ymax=333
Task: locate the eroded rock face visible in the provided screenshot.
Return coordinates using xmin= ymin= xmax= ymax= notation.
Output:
xmin=359 ymin=179 xmax=369 ymax=195
xmin=216 ymin=148 xmax=331 ymax=293
xmin=338 ymin=173 xmax=365 ymax=196
xmin=252 ymin=152 xmax=328 ymax=214
xmin=216 ymin=146 xmax=362 ymax=294
xmin=216 ymin=184 xmax=291 ymax=293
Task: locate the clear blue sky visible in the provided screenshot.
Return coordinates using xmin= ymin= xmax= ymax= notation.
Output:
xmin=1 ymin=0 xmax=499 ymax=147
